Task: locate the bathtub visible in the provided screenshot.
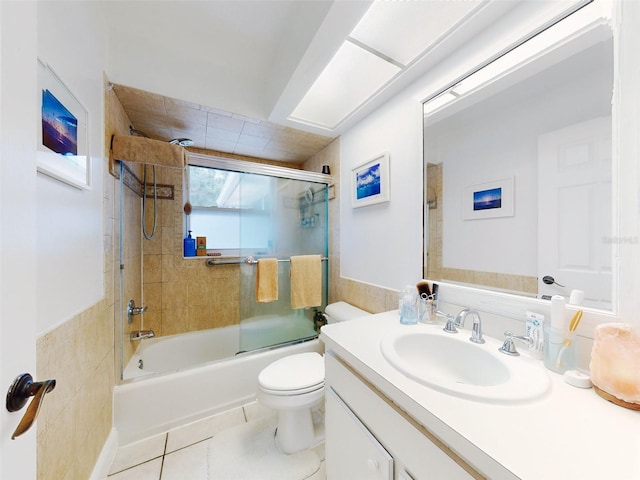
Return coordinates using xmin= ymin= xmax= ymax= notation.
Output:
xmin=114 ymin=323 xmax=322 ymax=445
xmin=122 ymin=326 xmax=240 ymax=379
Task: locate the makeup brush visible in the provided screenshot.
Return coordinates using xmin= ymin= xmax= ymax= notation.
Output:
xmin=416 ymin=280 xmax=431 ymax=298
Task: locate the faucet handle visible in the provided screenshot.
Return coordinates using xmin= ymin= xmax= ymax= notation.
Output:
xmin=498 ymin=331 xmax=533 ymax=356
xmin=436 ymin=311 xmax=458 ymax=334
xmin=442 ymin=317 xmax=458 ymax=334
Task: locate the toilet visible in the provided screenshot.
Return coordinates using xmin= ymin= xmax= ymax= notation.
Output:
xmin=257 ymin=302 xmax=369 ymax=454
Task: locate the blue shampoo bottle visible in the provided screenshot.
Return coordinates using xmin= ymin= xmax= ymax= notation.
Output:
xmin=184 ymin=230 xmax=196 ymax=257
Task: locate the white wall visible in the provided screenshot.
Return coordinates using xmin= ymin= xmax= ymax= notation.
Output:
xmin=36 ymin=2 xmax=107 ymax=334
xmin=340 ymin=96 xmax=423 ymax=289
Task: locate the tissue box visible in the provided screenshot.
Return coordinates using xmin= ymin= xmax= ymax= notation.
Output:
xmin=589 ymin=322 xmax=640 ymax=410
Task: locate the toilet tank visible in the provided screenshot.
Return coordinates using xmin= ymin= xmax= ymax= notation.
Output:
xmin=324 ymin=302 xmax=369 ymax=324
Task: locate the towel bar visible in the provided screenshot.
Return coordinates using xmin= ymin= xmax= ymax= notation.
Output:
xmin=206 ymin=255 xmax=328 ymax=267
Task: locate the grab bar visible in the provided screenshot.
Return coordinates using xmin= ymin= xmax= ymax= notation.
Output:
xmin=206 ymin=255 xmax=328 ymax=267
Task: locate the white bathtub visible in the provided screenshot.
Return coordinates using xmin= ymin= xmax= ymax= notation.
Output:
xmin=114 ymin=323 xmax=322 ymax=445
xmin=123 ymin=326 xmax=240 ymax=379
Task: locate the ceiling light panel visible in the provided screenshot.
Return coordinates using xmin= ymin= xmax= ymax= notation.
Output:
xmin=453 ymin=2 xmax=612 ymax=96
xmin=350 ymin=0 xmax=482 ymax=66
xmin=291 ymin=40 xmax=401 ymax=128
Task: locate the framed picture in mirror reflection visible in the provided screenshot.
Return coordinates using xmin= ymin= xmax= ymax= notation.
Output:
xmin=463 ymin=177 xmax=514 ymax=220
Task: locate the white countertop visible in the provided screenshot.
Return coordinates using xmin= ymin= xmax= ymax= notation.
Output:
xmin=321 ymin=311 xmax=640 ymax=480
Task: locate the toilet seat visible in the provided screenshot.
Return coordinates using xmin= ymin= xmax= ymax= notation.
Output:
xmin=258 ymin=352 xmax=324 ymax=395
xmin=259 ymin=382 xmax=324 ymax=396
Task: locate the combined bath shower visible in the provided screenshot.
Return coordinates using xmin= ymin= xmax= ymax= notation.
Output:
xmin=127 ymin=126 xmax=193 ymax=240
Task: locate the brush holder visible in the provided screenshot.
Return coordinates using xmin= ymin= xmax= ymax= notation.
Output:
xmin=417 ymin=297 xmax=436 ymax=323
xmin=544 ymin=325 xmax=576 ymax=374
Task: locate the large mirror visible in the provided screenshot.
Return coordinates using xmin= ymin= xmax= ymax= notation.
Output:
xmin=424 ymin=10 xmax=614 ymax=312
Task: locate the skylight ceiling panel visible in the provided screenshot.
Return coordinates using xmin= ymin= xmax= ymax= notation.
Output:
xmin=350 ymin=0 xmax=482 ymax=66
xmin=291 ymin=41 xmax=401 ymax=128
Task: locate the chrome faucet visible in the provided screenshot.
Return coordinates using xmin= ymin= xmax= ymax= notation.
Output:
xmin=498 ymin=331 xmax=533 ymax=356
xmin=453 ymin=308 xmax=485 ymax=344
xmin=130 ymin=330 xmax=155 ymax=341
xmin=127 ymin=299 xmax=147 ymax=324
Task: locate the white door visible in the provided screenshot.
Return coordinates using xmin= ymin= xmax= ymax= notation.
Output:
xmin=538 ymin=116 xmax=612 ymax=309
xmin=0 ymin=1 xmax=39 ymax=477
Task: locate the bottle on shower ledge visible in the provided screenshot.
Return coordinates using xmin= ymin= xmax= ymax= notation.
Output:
xmin=184 ymin=230 xmax=196 ymax=257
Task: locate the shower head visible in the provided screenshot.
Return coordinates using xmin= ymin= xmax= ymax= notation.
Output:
xmin=129 ymin=126 xmax=150 ymax=138
xmin=170 ymin=138 xmax=194 ymax=147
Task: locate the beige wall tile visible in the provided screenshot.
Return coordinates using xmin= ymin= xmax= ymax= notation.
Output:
xmin=141 ymin=309 xmax=163 ymax=338
xmin=143 ymin=254 xmax=162 ymax=283
xmin=161 ymin=306 xmax=190 ymax=335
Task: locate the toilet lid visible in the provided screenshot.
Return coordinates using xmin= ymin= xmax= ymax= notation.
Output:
xmin=258 ymin=352 xmax=324 ymax=392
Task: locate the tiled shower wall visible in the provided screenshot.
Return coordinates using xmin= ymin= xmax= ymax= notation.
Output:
xmin=140 ymin=165 xmax=241 ymax=341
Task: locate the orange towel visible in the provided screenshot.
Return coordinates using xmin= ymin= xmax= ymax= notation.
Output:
xmin=290 ymin=255 xmax=322 ymax=309
xmin=256 ymin=258 xmax=278 ymax=303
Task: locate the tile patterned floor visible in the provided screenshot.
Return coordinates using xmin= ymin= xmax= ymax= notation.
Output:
xmin=106 ymin=401 xmax=325 ymax=480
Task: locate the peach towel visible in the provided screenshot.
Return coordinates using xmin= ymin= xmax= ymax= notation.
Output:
xmin=111 ymin=134 xmax=188 ymax=169
xmin=256 ymin=258 xmax=279 ymax=303
xmin=290 ymin=255 xmax=322 ymax=309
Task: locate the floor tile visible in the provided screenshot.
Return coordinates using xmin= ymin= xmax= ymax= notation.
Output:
xmin=306 ymin=460 xmax=326 ymax=480
xmin=161 ymin=441 xmax=210 ymax=480
xmin=109 ymin=433 xmax=167 ymax=475
xmin=243 ymin=399 xmax=276 ymax=422
xmin=108 ymin=458 xmax=163 ymax=480
xmin=166 ymin=407 xmax=245 ymax=453
xmin=311 ymin=441 xmax=325 ymax=462
xmin=107 ymin=401 xmax=326 ymax=480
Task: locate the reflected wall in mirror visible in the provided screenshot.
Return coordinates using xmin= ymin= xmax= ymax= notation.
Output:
xmin=424 ymin=16 xmax=614 ymax=312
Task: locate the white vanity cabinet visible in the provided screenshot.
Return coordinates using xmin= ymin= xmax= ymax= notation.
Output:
xmin=326 ymin=387 xmax=394 ymax=479
xmin=325 ymin=352 xmax=479 ymax=480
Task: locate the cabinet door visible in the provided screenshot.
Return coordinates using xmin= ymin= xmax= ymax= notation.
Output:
xmin=326 ymin=387 xmax=393 ymax=480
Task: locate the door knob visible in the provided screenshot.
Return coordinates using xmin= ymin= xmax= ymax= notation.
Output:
xmin=542 ymin=275 xmax=565 ymax=287
xmin=6 ymin=373 xmax=56 ymax=439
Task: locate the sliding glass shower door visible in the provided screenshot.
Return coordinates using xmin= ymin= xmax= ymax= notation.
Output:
xmin=237 ymin=174 xmax=328 ymax=353
xmin=188 ymin=155 xmax=330 ymax=355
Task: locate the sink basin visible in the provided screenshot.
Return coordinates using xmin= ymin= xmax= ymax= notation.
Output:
xmin=380 ymin=327 xmax=550 ymax=403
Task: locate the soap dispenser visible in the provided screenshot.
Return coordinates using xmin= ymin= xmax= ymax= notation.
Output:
xmin=183 ymin=230 xmax=196 ymax=257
